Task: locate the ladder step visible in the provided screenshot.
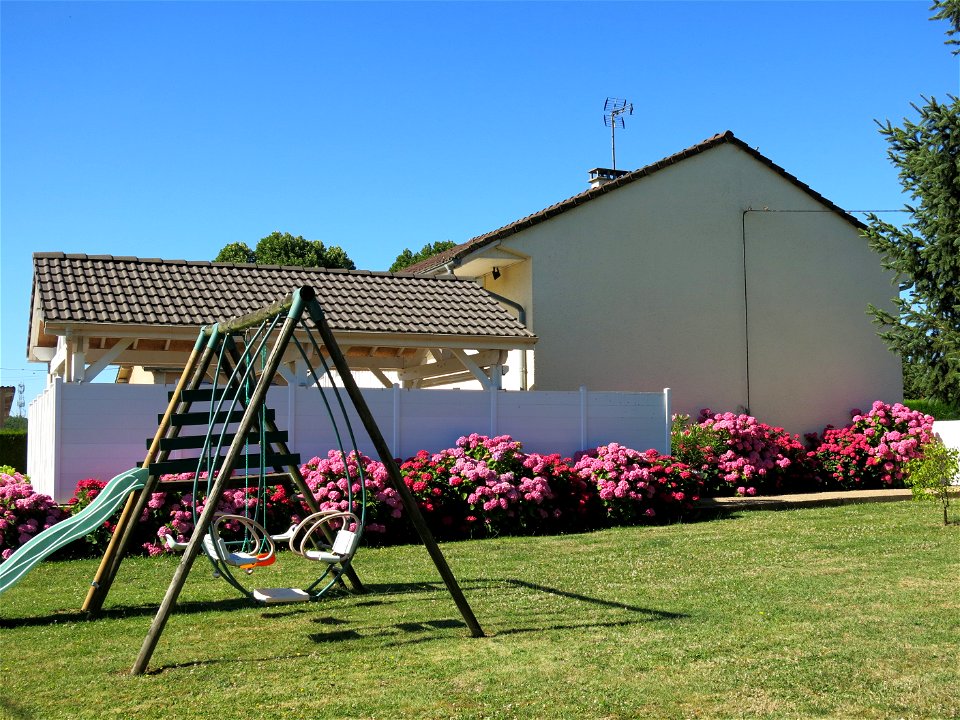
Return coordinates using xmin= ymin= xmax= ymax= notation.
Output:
xmin=169 ymin=388 xmax=256 ymax=403
xmin=145 ymin=452 xmax=300 ymax=476
xmin=151 ymin=429 xmax=289 ymax=451
xmin=157 ymin=472 xmax=293 ymax=491
xmin=162 ymin=408 xmax=276 ymax=427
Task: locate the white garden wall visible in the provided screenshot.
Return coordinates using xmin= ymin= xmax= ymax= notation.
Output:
xmin=29 ymin=379 xmax=671 ymax=502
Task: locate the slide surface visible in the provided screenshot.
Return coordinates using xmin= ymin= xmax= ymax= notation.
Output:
xmin=0 ymin=467 xmax=148 ymax=595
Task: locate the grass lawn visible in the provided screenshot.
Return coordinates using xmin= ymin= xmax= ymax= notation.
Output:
xmin=1 ymin=501 xmax=958 ymax=720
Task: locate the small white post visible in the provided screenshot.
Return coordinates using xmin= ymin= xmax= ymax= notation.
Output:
xmin=663 ymin=387 xmax=672 ymax=455
xmin=392 ymin=383 xmax=401 ymax=457
xmin=489 ymin=386 xmax=498 ymax=437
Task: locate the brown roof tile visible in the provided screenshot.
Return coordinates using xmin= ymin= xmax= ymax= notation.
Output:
xmin=405 ymin=130 xmax=866 ymax=274
xmin=31 ymin=254 xmax=535 ymax=342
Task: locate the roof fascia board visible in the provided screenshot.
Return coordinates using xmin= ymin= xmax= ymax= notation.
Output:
xmin=38 ymin=323 xmax=537 ymax=352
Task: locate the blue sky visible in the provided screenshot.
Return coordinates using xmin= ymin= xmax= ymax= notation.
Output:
xmin=1 ymin=1 xmax=957 ymax=408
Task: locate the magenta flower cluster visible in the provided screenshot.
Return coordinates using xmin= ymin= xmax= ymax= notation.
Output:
xmin=0 ymin=469 xmax=65 ymax=560
xmin=572 ymin=443 xmax=699 ymax=523
xmin=672 ymin=410 xmax=815 ymax=497
xmin=807 ymin=401 xmax=934 ymax=489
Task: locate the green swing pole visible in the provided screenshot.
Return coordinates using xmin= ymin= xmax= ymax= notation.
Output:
xmin=304 ymin=296 xmax=485 ymax=638
xmin=132 ymin=290 xmax=309 ymax=675
xmin=83 ymin=327 xmax=217 ymax=614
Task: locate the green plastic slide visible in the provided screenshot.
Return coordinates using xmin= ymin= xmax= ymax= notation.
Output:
xmin=0 ymin=467 xmax=149 ymax=596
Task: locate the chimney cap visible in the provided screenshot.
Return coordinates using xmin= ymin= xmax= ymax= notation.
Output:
xmin=588 ymin=167 xmax=630 ymax=188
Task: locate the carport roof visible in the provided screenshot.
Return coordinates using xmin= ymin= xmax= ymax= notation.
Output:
xmin=29 ymin=253 xmax=535 ymax=361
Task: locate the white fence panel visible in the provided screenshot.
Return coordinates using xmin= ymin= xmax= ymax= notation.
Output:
xmin=28 ymin=382 xmax=671 ymax=502
xmin=27 ymin=382 xmax=59 ymax=498
xmin=933 ymin=420 xmax=960 ymax=484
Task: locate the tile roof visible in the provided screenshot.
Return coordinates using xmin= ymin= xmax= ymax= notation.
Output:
xmin=406 ymin=130 xmax=867 ymax=274
xmin=31 ymin=254 xmax=535 ymax=341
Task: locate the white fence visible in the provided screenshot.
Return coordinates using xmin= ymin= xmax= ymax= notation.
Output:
xmin=29 ymin=379 xmax=672 ymax=502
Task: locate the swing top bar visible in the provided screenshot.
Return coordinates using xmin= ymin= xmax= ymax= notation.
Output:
xmin=216 ymin=286 xmax=316 ymax=335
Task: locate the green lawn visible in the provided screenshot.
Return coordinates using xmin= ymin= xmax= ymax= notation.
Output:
xmin=1 ymin=501 xmax=958 ymax=720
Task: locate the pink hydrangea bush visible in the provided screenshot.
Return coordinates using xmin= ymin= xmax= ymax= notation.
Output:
xmin=299 ymin=450 xmax=397 ymax=540
xmin=0 ymin=469 xmax=66 ymax=561
xmin=673 ymin=411 xmax=817 ymax=497
xmin=151 ymin=473 xmax=301 ymax=555
xmin=398 ymin=435 xmax=602 ymax=539
xmin=807 ymin=401 xmax=934 ymax=489
xmin=572 ymin=443 xmax=701 ymax=524
xmin=520 ymin=452 xmax=602 ymax=534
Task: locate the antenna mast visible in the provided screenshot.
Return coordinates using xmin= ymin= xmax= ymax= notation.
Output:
xmin=603 ymin=97 xmax=633 ymax=170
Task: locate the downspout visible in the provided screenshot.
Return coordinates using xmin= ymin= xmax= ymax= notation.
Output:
xmin=741 ymin=209 xmax=753 ymax=414
xmin=485 ymin=289 xmax=529 ymax=391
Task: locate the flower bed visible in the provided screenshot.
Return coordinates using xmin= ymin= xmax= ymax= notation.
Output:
xmin=0 ymin=401 xmax=938 ymax=562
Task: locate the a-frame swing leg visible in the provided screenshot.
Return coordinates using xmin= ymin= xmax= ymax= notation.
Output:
xmin=304 ymin=299 xmax=485 ymax=638
xmin=83 ymin=328 xmax=217 ymax=614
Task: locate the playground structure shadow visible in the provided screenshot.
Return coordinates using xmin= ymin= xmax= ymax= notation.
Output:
xmin=308 ymin=576 xmax=686 ymax=647
xmin=1 ymin=576 xmax=685 ymax=673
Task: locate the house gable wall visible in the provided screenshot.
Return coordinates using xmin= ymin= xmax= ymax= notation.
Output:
xmin=485 ymin=143 xmax=902 ymax=433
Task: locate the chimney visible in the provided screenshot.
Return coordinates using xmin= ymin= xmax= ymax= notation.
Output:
xmin=587 ymin=167 xmax=630 ymax=189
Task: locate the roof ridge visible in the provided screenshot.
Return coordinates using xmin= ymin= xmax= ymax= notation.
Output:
xmin=32 ymin=252 xmax=472 ymax=282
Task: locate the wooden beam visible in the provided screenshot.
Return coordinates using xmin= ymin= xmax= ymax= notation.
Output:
xmin=81 ymin=338 xmax=134 ymax=383
xmin=451 ymin=348 xmax=496 ymax=389
xmin=397 ymin=349 xmax=502 ymax=383
xmin=370 ymin=368 xmax=395 ymax=388
xmin=417 ymin=370 xmax=478 ymax=388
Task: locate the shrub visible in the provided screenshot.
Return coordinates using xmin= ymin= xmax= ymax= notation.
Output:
xmin=299 ymin=450 xmax=398 ymax=541
xmin=572 ymin=443 xmax=701 ymax=524
xmin=0 ymin=468 xmax=65 ymax=560
xmin=0 ymin=431 xmax=27 ymax=474
xmin=904 ymin=438 xmax=959 ymax=524
xmin=673 ymin=411 xmax=817 ymax=497
xmin=808 ymin=401 xmax=934 ymax=490
xmin=65 ymin=479 xmax=113 ymax=553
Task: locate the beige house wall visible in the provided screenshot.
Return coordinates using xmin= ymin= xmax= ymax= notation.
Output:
xmin=478 ymin=143 xmax=902 ymax=434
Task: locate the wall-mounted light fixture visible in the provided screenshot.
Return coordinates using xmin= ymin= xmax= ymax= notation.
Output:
xmin=492 ymin=267 xmax=501 ymax=280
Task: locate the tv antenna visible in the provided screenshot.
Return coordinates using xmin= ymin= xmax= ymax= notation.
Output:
xmin=603 ymin=97 xmax=633 ymax=170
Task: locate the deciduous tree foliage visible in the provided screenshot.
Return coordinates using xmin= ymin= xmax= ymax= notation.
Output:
xmin=214 ymin=231 xmax=355 ymax=270
xmin=865 ymin=3 xmax=960 ymax=403
xmin=390 ymin=240 xmax=457 ymax=273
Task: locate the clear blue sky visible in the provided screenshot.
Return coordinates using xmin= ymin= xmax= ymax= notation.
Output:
xmin=1 ymin=1 xmax=957 ymax=409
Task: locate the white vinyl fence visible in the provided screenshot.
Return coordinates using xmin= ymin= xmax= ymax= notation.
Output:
xmin=29 ymin=379 xmax=672 ymax=502
xmin=933 ymin=420 xmax=960 ymax=484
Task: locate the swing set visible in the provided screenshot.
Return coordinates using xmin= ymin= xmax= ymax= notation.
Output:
xmin=78 ymin=286 xmax=483 ymax=675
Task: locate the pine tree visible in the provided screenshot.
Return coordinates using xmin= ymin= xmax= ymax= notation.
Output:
xmin=866 ymin=96 xmax=960 ymax=402
xmin=865 ymin=3 xmax=960 ymax=403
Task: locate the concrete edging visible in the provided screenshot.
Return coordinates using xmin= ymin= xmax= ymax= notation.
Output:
xmin=693 ymin=488 xmax=915 ymax=513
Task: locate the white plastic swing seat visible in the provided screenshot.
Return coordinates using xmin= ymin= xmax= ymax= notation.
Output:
xmin=303 ymin=529 xmax=358 ymax=564
xmin=252 ymin=587 xmax=311 ymax=604
xmin=201 ymin=534 xmax=269 ymax=568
